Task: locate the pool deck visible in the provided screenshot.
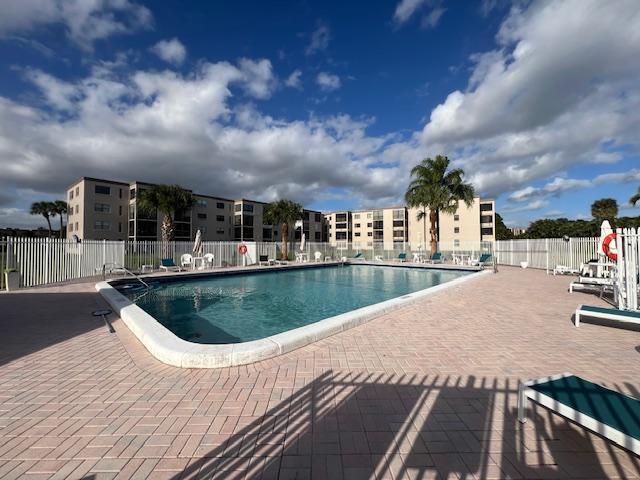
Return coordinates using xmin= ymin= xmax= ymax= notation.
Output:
xmin=1 ymin=266 xmax=639 ymax=479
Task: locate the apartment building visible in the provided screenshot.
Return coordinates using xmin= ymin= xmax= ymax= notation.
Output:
xmin=325 ymin=198 xmax=495 ymax=248
xmin=66 ymin=177 xmax=129 ymax=241
xmin=66 ymin=177 xmax=323 ymax=242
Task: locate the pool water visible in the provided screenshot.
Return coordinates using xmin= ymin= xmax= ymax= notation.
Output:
xmin=115 ymin=265 xmax=470 ymax=344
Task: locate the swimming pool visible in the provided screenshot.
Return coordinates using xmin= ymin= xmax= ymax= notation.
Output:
xmin=97 ymin=263 xmax=486 ymax=368
xmin=114 ymin=264 xmax=471 ymax=344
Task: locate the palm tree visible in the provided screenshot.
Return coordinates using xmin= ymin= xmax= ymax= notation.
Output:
xmin=590 ymin=198 xmax=618 ymax=221
xmin=30 ymin=201 xmax=55 ymax=237
xmin=630 ymin=187 xmax=640 ymax=207
xmin=264 ymin=199 xmax=303 ymax=260
xmin=137 ymin=185 xmax=195 ymax=246
xmin=51 ymin=200 xmax=68 ymax=238
xmin=405 ymin=155 xmax=475 ymax=254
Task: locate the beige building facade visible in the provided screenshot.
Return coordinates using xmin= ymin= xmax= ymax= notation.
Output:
xmin=67 ymin=177 xmax=323 ymax=243
xmin=326 ymin=198 xmax=495 ymax=249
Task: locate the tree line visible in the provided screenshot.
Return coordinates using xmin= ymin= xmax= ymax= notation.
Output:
xmin=496 ymin=193 xmax=640 ymax=240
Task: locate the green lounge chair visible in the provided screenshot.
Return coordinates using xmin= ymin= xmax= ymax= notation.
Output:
xmin=574 ymin=304 xmax=640 ymax=327
xmin=396 ymin=252 xmax=407 ymax=262
xmin=159 ymin=258 xmax=182 ymax=272
xmin=427 ymin=252 xmax=442 ymax=264
xmin=518 ymin=373 xmax=640 ymax=455
xmin=470 ymin=253 xmax=492 ymax=267
xmin=352 ymin=252 xmax=364 ymax=260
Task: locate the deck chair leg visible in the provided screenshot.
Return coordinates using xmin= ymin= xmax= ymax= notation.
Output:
xmin=574 ymin=310 xmax=580 ymax=327
xmin=517 ymin=383 xmax=527 ymax=423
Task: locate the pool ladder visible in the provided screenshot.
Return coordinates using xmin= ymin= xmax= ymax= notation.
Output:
xmin=101 ymin=263 xmax=151 ymax=289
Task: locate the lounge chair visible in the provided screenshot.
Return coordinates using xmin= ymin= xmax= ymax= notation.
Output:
xmin=374 ymin=255 xmax=384 ymax=262
xmin=574 ymin=304 xmax=640 ymax=327
xmin=351 ymin=252 xmax=365 ymax=261
xmin=314 ymin=251 xmax=322 ymax=262
xmin=553 ymin=265 xmax=579 ymax=275
xmin=470 ymin=253 xmax=492 ymax=267
xmin=181 ymin=253 xmax=193 ymax=269
xmin=159 ymin=258 xmax=182 ymax=272
xmin=518 ymin=373 xmax=640 ymax=455
xmin=259 ymin=255 xmax=275 ymax=266
xmin=397 ymin=252 xmax=407 ymax=262
xmin=427 ymin=252 xmax=443 ymax=264
xmin=569 ymin=276 xmax=615 ymax=298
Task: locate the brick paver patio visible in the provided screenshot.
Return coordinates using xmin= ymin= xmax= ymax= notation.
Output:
xmin=0 ymin=267 xmax=639 ymax=479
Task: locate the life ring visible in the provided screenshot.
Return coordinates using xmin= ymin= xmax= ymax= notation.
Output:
xmin=238 ymin=244 xmax=248 ymax=255
xmin=602 ymin=233 xmax=617 ymax=261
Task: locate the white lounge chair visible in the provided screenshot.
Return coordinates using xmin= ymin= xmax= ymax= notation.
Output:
xmin=181 ymin=253 xmax=193 ymax=269
xmin=569 ymin=276 xmax=615 ymax=298
xmin=574 ymin=304 xmax=640 ymax=327
xmin=553 ymin=265 xmax=579 ymax=275
xmin=518 ymin=373 xmax=640 ymax=455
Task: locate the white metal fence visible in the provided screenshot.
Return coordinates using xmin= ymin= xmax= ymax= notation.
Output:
xmin=494 ymin=237 xmax=606 ymax=272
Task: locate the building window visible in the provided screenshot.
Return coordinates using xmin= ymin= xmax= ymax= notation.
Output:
xmin=336 ymin=232 xmax=347 ymax=240
xmin=481 ymin=227 xmax=494 ymax=236
xmin=481 ymin=215 xmax=493 ymax=223
xmin=94 ymin=203 xmax=111 ymax=213
xmin=367 ymin=223 xmax=372 ymax=228
xmin=75 ymin=186 xmax=79 ymax=196
xmin=393 ymin=231 xmax=404 ymax=238
xmin=315 ymin=213 xmax=321 ymax=222
xmin=130 ymin=188 xmax=136 ymax=200
xmin=454 ymin=214 xmax=459 ymax=221
xmin=75 ymin=205 xmax=79 ymax=214
xmin=68 ymin=223 xmax=73 ymax=232
xmin=118 ymin=222 xmax=122 ymax=233
xmin=119 ymin=188 xmax=122 ymax=199
xmin=393 ymin=220 xmax=403 ymax=227
xmin=216 ymin=202 xmax=225 ymax=209
xmin=480 ymin=203 xmax=493 ymax=212
xmin=197 ymin=213 xmax=207 ymax=219
xmin=75 ymin=222 xmax=78 ymax=231
xmin=243 ymin=204 xmax=254 ymax=213
xmin=454 ymin=227 xmax=460 ymax=234
xmin=367 ymin=232 xmax=373 ymax=237
xmin=354 ymin=232 xmax=361 ymax=237
xmin=95 ymin=185 xmax=111 ymax=195
xmin=128 ymin=221 xmax=135 ymax=236
xmin=315 ymin=232 xmax=321 ymax=241
xmin=354 ymin=223 xmax=360 ymax=228
xmin=69 ymin=190 xmax=74 ymax=200
xmin=216 ymin=215 xmax=225 ymax=222
xmin=262 ymin=228 xmax=272 ymax=240
xmin=217 ymin=228 xmax=225 ymax=234
xmin=196 ymin=199 xmax=207 ymax=207
xmin=94 ymin=220 xmax=110 ymax=230
xmin=367 ymin=213 xmax=372 ymax=219
xmin=392 ymin=209 xmax=404 ymax=220
xmin=119 ymin=205 xmax=123 ymax=216
xmin=354 ymin=214 xmax=360 ymax=219
xmin=454 ymin=239 xmax=460 ymax=247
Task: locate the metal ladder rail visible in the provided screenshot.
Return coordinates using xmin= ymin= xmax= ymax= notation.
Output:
xmin=102 ymin=263 xmax=151 ymax=289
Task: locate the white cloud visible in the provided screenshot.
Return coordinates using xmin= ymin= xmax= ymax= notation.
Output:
xmin=0 ymin=0 xmax=153 ymax=49
xmin=151 ymin=38 xmax=186 ymax=65
xmin=594 ymin=168 xmax=640 ymax=185
xmin=393 ymin=0 xmax=428 ymax=25
xmin=305 ymin=23 xmax=330 ymax=55
xmin=285 ymin=70 xmax=302 ymax=89
xmin=501 ymin=199 xmax=548 ymax=213
xmin=509 ymin=177 xmax=592 ymax=202
xmin=393 ymin=0 xmax=445 ymax=28
xmin=0 ymin=58 xmax=416 ymax=227
xmin=420 ymin=0 xmax=640 ymax=197
xmin=421 ymin=7 xmax=445 ymax=29
xmin=316 ymin=72 xmax=341 ymax=91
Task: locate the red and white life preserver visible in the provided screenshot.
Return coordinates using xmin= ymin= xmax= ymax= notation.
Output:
xmin=602 ymin=233 xmax=617 ymax=261
xmin=238 ymin=244 xmax=248 ymax=255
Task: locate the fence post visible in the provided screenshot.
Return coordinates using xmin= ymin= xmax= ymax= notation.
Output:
xmin=545 ymin=238 xmax=549 ymax=274
xmin=44 ymin=237 xmax=50 ymax=285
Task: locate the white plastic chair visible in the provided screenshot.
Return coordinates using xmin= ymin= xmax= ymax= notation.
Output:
xmin=203 ymin=253 xmax=214 ymax=268
xmin=181 ymin=253 xmax=194 ymax=269
xmin=314 ymin=251 xmax=322 ymax=262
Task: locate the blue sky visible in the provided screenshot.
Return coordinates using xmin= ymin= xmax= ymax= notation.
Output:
xmin=0 ymin=0 xmax=639 ymax=229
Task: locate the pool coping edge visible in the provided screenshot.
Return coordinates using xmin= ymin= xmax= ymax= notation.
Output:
xmin=96 ymin=264 xmax=492 ymax=368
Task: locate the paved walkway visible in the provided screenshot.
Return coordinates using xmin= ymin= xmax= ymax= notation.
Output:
xmin=0 ymin=267 xmax=638 ymax=479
